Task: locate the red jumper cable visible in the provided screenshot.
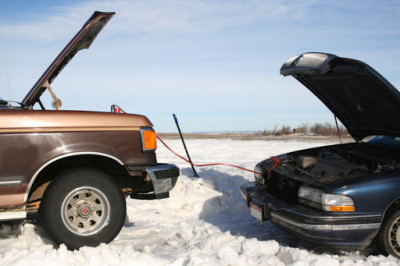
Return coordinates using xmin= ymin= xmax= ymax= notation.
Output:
xmin=156 ymin=134 xmax=280 ymax=175
xmin=109 ymin=106 xmax=280 ymax=175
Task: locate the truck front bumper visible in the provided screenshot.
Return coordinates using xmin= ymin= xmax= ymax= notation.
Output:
xmin=128 ymin=163 xmax=179 ymax=200
xmin=241 ymin=181 xmax=382 ymax=250
xmin=146 ymin=163 xmax=179 ymax=198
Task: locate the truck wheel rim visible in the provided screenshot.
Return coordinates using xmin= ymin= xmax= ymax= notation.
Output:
xmin=389 ymin=216 xmax=400 ymax=256
xmin=61 ymin=186 xmax=110 ymax=236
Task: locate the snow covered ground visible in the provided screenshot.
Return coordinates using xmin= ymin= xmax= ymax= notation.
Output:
xmin=1 ymin=137 xmax=400 ymax=265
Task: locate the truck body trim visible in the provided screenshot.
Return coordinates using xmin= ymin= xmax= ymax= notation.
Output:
xmin=0 ymin=210 xmax=27 ymax=221
xmin=0 ymin=176 xmax=25 ymax=187
xmin=0 ymin=126 xmax=141 ymax=134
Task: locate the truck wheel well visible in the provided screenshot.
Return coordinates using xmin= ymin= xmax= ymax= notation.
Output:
xmin=27 ymin=155 xmax=131 ymax=208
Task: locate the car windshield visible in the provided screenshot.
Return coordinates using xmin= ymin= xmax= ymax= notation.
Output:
xmin=367 ymin=135 xmax=400 ymax=149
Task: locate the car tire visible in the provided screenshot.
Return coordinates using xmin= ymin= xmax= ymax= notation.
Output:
xmin=40 ymin=168 xmax=126 ymax=250
xmin=376 ymin=208 xmax=400 ymax=258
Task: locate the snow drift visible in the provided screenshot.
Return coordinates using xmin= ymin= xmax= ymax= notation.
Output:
xmin=1 ymin=138 xmax=399 ymax=265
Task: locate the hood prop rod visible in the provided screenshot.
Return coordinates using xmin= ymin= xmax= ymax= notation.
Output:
xmin=334 ymin=115 xmax=342 ymax=144
xmin=44 ymin=80 xmax=62 ymax=110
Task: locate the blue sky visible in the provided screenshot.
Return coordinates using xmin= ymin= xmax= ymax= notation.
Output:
xmin=0 ymin=0 xmax=399 ymax=133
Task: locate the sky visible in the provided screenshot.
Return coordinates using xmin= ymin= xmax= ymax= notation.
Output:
xmin=0 ymin=0 xmax=399 ymax=133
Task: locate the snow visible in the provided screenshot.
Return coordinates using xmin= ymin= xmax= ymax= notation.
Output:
xmin=1 ymin=137 xmax=400 ymax=265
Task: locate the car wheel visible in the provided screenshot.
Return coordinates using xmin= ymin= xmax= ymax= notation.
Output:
xmin=40 ymin=168 xmax=126 ymax=250
xmin=377 ymin=209 xmax=400 ymax=258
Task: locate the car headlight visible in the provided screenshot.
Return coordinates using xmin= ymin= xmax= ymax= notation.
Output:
xmin=298 ymin=186 xmax=355 ymax=212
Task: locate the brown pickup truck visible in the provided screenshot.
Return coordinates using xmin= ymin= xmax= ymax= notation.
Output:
xmin=0 ymin=11 xmax=179 ymax=249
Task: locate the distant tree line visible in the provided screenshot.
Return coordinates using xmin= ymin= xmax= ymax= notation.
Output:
xmin=260 ymin=122 xmax=349 ymax=136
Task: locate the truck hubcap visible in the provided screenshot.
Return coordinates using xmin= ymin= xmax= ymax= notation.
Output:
xmin=61 ymin=186 xmax=110 ymax=236
xmin=78 ymin=204 xmax=93 ymax=218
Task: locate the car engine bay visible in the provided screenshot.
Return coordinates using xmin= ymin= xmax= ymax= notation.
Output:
xmin=259 ymin=142 xmax=400 ymax=204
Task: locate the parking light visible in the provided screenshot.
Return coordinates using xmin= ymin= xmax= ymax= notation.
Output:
xmin=141 ymin=128 xmax=157 ymax=151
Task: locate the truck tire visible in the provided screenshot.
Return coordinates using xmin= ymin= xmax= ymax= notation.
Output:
xmin=40 ymin=168 xmax=126 ymax=250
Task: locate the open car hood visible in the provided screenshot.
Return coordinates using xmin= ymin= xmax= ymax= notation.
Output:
xmin=280 ymin=52 xmax=400 ymax=141
xmin=21 ymin=11 xmax=115 ymax=108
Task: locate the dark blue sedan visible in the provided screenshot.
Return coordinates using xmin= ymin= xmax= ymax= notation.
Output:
xmin=241 ymin=53 xmax=400 ymax=257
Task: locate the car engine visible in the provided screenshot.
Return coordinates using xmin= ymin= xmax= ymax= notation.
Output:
xmin=259 ymin=143 xmax=400 ymax=204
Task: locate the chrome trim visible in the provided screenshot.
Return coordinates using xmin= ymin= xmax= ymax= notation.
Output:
xmin=240 ymin=187 xmax=247 ymax=201
xmin=0 ymin=126 xmax=140 ymax=134
xmin=146 ymin=164 xmax=179 ymax=194
xmin=271 ymin=213 xmax=380 ymax=231
xmin=0 ymin=176 xmax=25 ymax=187
xmin=24 ymin=152 xmax=124 ymax=204
xmin=0 ymin=211 xmax=27 ymax=221
xmin=240 ymin=182 xmax=255 ymax=202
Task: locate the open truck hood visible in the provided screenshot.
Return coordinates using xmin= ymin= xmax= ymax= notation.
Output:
xmin=21 ymin=11 xmax=115 ymax=109
xmin=280 ymin=52 xmax=400 ymax=141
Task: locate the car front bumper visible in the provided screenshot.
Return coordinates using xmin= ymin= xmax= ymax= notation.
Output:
xmin=241 ymin=181 xmax=382 ymax=250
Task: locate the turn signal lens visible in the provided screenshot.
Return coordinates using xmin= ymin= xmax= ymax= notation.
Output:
xmin=298 ymin=186 xmax=355 ymax=212
xmin=328 ymin=206 xmax=355 ymax=212
xmin=141 ymin=129 xmax=157 ymax=150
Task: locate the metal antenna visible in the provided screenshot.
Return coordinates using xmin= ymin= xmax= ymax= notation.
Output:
xmin=0 ymin=10 xmax=11 ymax=100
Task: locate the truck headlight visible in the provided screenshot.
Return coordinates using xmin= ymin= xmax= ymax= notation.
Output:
xmin=298 ymin=186 xmax=355 ymax=212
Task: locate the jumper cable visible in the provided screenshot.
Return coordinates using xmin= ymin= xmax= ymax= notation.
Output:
xmin=109 ymin=106 xmax=280 ymax=175
xmin=156 ymin=134 xmax=280 ymax=175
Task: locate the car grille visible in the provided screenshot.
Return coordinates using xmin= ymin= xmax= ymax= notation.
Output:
xmin=264 ymin=169 xmax=304 ymax=204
